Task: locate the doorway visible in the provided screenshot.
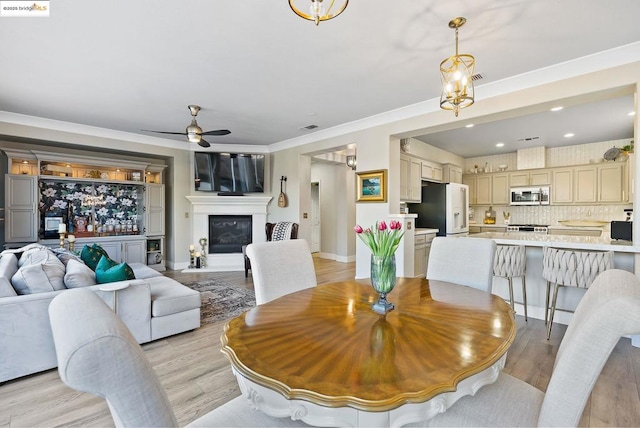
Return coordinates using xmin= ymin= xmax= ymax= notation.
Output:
xmin=310 ymin=182 xmax=320 ymax=253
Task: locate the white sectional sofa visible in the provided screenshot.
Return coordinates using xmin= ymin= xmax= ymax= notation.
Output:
xmin=0 ymin=244 xmax=201 ymax=383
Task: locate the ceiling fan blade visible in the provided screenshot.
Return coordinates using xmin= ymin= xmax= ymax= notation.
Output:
xmin=198 ymin=139 xmax=211 ymax=148
xmin=201 ymin=129 xmax=231 ymax=136
xmin=142 ymin=130 xmax=188 ymax=136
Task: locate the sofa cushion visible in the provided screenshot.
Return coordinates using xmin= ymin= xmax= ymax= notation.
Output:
xmin=80 ymin=244 xmax=109 ymax=271
xmin=52 ymin=248 xmax=84 ymax=267
xmin=95 ymin=255 xmax=135 ymax=284
xmin=64 ymin=259 xmax=98 ymax=288
xmin=149 ymin=277 xmax=201 ymax=317
xmin=15 ymin=243 xmax=50 ymax=267
xmin=0 ymin=253 xmax=18 ymax=297
xmin=11 ymin=254 xmax=66 ymax=295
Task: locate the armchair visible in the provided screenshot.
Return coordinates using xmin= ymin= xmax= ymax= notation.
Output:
xmin=244 ymin=221 xmax=298 ymax=277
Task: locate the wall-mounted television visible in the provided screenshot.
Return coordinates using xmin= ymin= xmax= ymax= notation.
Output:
xmin=194 ymin=152 xmax=265 ymax=193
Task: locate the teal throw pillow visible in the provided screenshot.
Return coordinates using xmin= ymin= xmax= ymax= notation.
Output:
xmin=95 ymin=255 xmax=135 ymax=284
xmin=80 ymin=244 xmax=109 ymax=271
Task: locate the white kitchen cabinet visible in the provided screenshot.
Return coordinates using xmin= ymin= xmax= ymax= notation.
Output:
xmin=414 ymin=234 xmax=426 ymax=278
xmin=421 ymin=160 xmax=443 ymax=182
xmin=5 ymin=175 xmax=38 ymax=243
xmin=442 ymin=164 xmax=463 ymax=183
xmin=463 ymin=174 xmax=491 ymax=205
xmin=509 ymin=170 xmax=551 ymax=187
xmin=552 ymin=168 xmax=574 ymax=204
xmin=491 ymin=173 xmax=510 ymax=205
xmin=598 ymin=162 xmax=626 ymax=202
xmin=574 ymin=166 xmax=598 ymax=203
xmin=400 ymin=155 xmax=422 ymax=202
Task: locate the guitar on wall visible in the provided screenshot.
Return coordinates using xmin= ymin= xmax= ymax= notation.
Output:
xmin=278 ymin=176 xmax=288 ymax=208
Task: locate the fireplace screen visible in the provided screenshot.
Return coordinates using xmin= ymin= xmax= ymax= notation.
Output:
xmin=208 ymin=215 xmax=252 ymax=253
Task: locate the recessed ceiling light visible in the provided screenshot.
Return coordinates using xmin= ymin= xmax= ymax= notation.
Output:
xmin=496 ymin=143 xmax=504 ymax=147
xmin=628 ymin=111 xmax=636 ymax=116
xmin=551 ymin=106 xmax=563 ymax=112
xmin=465 ymin=124 xmax=474 ymax=128
xmin=564 ymin=133 xmax=575 ymax=138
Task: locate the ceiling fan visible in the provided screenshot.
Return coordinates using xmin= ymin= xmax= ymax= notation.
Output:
xmin=144 ymin=105 xmax=230 ymax=148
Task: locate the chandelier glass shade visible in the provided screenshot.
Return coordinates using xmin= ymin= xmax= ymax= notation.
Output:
xmin=440 ymin=17 xmax=475 ymax=117
xmin=289 ymin=0 xmax=348 ymax=26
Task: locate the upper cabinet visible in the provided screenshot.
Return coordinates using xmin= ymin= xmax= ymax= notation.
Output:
xmin=421 ymin=160 xmax=443 ymax=183
xmin=509 ymin=170 xmax=551 ymax=187
xmin=442 ymin=164 xmax=463 ymax=184
xmin=463 ymin=174 xmax=491 ymax=205
xmin=400 ymin=155 xmax=422 ymax=202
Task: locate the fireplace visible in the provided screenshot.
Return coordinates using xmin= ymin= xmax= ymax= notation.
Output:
xmin=208 ymin=215 xmax=252 ymax=253
xmin=185 ymin=195 xmax=272 ymax=272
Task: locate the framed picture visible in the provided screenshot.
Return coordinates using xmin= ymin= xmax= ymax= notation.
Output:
xmin=356 ymin=169 xmax=387 ymax=202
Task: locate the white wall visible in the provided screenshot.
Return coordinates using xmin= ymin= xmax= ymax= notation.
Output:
xmin=310 ymin=161 xmax=356 ymax=262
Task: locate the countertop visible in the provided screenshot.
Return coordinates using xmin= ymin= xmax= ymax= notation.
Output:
xmin=469 ymin=222 xmax=606 ymax=231
xmin=415 ymin=228 xmax=438 ymax=235
xmin=470 ymin=231 xmax=636 ymax=253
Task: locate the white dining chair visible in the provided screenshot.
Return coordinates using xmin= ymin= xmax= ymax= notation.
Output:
xmin=410 ymin=269 xmax=640 ymax=427
xmin=426 ymin=236 xmax=497 ymax=293
xmin=49 ymin=288 xmax=311 ymax=427
xmin=246 ymin=239 xmax=317 ymax=305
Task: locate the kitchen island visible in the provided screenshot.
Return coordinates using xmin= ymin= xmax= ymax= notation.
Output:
xmin=469 ymin=231 xmax=638 ymax=331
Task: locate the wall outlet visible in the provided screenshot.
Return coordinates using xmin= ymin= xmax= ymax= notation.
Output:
xmin=303 ymin=213 xmax=308 ymax=219
xmin=185 ymin=212 xmax=189 ymax=219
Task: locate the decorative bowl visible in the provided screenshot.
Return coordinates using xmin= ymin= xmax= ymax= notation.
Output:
xmin=498 ymin=164 xmax=508 ymax=171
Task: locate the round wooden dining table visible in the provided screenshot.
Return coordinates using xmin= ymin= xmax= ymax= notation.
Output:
xmin=221 ymin=277 xmax=516 ymax=427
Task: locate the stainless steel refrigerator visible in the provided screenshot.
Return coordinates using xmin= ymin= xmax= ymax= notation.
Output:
xmin=408 ymin=182 xmax=469 ymax=236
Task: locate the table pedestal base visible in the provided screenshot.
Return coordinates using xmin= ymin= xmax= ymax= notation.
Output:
xmin=231 ymin=354 xmax=506 ymax=428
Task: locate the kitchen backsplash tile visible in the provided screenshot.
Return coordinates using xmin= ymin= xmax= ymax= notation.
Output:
xmin=473 ymin=204 xmax=632 ymax=232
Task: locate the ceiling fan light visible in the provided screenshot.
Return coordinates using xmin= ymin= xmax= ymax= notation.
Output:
xmin=186 ymin=119 xmax=202 ymax=143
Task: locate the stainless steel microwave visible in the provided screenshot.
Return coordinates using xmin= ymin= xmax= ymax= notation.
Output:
xmin=510 ymin=186 xmax=550 ymax=206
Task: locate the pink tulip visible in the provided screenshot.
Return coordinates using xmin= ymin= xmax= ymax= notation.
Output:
xmin=390 ymin=220 xmax=402 ymax=230
xmin=354 ymin=225 xmax=363 ymax=234
xmin=378 ymin=221 xmax=387 ymax=231
xmin=365 ymin=228 xmax=372 ymax=233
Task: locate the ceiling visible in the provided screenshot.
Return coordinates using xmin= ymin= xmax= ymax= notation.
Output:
xmin=1 ymin=1 xmax=639 ymax=157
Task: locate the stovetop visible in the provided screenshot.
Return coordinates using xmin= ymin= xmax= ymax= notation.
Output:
xmin=509 ymin=224 xmax=549 ymax=228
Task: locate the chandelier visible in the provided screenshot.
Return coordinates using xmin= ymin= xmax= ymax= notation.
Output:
xmin=289 ymin=0 xmax=348 ymax=26
xmin=440 ymin=17 xmax=475 ymax=117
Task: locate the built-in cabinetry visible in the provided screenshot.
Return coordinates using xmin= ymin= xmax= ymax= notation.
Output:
xmin=509 ymin=170 xmax=551 ymax=187
xmin=442 ymin=164 xmax=463 ymax=184
xmin=146 ymin=237 xmax=165 ymax=271
xmin=421 ymin=160 xmax=443 ymax=182
xmin=465 ymin=161 xmax=628 ymax=206
xmin=400 ymin=155 xmax=422 ymax=202
xmin=3 ymin=149 xmax=166 ymax=267
xmin=414 ymin=231 xmax=436 ymax=277
xmin=463 ymin=174 xmax=491 ymax=205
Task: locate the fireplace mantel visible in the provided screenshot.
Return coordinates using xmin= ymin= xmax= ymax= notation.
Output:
xmin=185 ymin=195 xmax=273 ymax=271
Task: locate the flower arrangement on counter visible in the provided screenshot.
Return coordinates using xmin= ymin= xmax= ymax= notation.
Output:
xmin=354 ymin=220 xmax=404 ymax=257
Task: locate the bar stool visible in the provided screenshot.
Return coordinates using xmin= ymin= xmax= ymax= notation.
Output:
xmin=542 ymin=247 xmax=614 ymax=339
xmin=493 ymin=245 xmax=528 ymax=321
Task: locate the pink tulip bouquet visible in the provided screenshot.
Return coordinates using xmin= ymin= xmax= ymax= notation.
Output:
xmin=354 ymin=220 xmax=404 ymax=258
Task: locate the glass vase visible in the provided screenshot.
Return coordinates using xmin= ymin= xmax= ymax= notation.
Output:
xmin=370 ymin=254 xmax=396 ymax=314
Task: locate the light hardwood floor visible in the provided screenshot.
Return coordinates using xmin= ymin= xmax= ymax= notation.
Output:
xmin=1 ymin=257 xmax=639 ymax=427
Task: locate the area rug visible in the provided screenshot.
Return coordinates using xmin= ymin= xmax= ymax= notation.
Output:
xmin=179 ymin=278 xmax=256 ymax=324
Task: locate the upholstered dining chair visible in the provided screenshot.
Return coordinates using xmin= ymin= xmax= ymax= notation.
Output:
xmin=49 ymin=288 xmax=310 ymax=428
xmin=410 ymin=269 xmax=640 ymax=427
xmin=244 ymin=221 xmax=299 ymax=277
xmin=246 ymin=239 xmax=317 ymax=305
xmin=426 ymin=236 xmax=497 ymax=293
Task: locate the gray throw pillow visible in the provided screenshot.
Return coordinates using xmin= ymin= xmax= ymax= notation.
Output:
xmin=0 ymin=253 xmax=18 ymax=297
xmin=52 ymin=248 xmax=84 ymax=266
xmin=64 ymin=259 xmax=97 ymax=288
xmin=12 ymin=252 xmax=66 ymax=295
